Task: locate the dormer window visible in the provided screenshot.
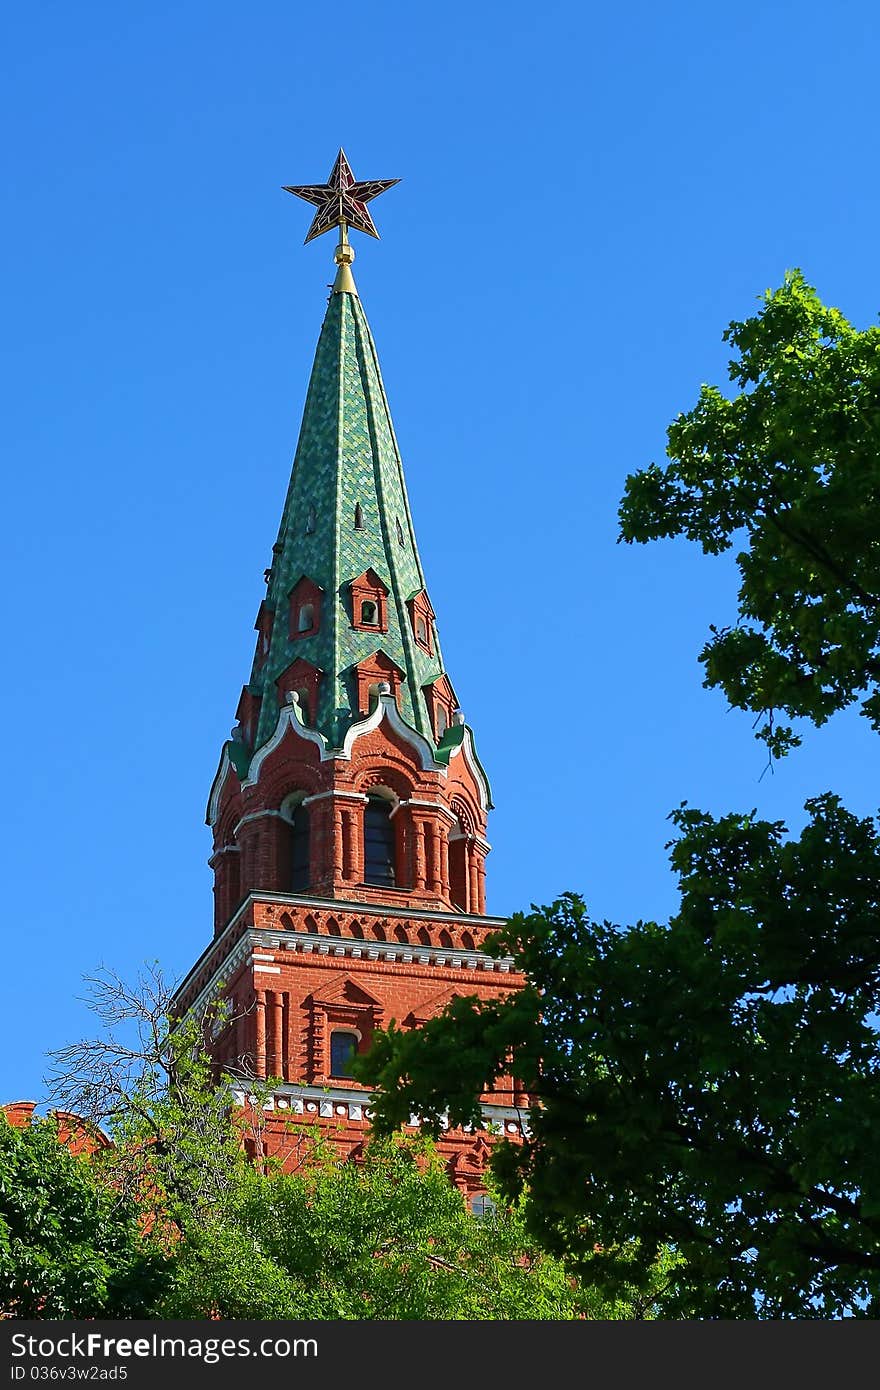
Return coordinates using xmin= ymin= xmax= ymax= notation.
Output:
xmin=422 ymin=673 xmax=457 ymax=742
xmin=350 ymin=569 xmax=389 ymax=633
xmin=407 ymin=590 xmax=435 ymax=656
xmin=352 ymin=651 xmax=404 ymax=715
xmin=276 ymin=658 xmax=322 ymax=724
xmin=288 ymin=575 xmax=323 ymax=641
xmin=254 ymin=602 xmax=274 ymax=668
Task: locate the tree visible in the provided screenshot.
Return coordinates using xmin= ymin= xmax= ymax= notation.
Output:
xmin=619 ymin=270 xmax=880 ymax=759
xmin=160 ymin=1135 xmax=671 ymax=1320
xmin=43 ymin=967 xmax=668 ymax=1319
xmin=360 ymin=274 xmax=880 ymax=1318
xmin=0 ymin=1114 xmax=169 ymax=1317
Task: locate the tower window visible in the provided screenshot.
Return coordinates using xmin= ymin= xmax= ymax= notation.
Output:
xmin=396 ymin=517 xmax=405 ymax=546
xmin=360 ymin=600 xmax=378 ymax=626
xmin=364 ymin=796 xmax=395 ymax=887
xmin=355 ymin=503 xmax=364 ymax=530
xmin=330 ymin=1030 xmax=358 ymax=1079
xmin=305 ymin=507 xmax=316 ymax=535
xmin=290 ymin=802 xmax=310 ymax=892
xmin=298 ymin=603 xmax=315 ymax=633
xmin=416 ymin=616 xmax=428 ymax=645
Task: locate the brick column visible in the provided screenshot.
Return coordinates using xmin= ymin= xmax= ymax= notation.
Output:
xmin=342 ymin=807 xmax=356 ymax=881
xmin=331 ymin=801 xmax=344 ymax=883
xmin=428 ymin=821 xmax=442 ymax=895
xmin=255 ymin=989 xmax=266 ymax=1078
xmin=468 ymin=841 xmax=479 ymax=913
xmin=476 ymin=853 xmax=486 ymax=915
xmin=413 ymin=814 xmax=427 ymax=890
xmin=439 ymin=828 xmax=450 ymax=901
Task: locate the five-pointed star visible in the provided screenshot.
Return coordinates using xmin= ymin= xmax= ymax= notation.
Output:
xmin=283 ymin=149 xmax=399 ymax=244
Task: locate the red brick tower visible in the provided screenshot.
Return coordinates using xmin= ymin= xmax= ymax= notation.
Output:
xmin=172 ymin=153 xmax=524 ymax=1194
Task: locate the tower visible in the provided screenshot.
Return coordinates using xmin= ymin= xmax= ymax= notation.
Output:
xmin=172 ymin=153 xmax=525 ymax=1192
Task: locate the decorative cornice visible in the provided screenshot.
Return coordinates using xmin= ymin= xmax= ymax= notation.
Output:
xmin=173 ymin=907 xmax=513 ymax=1019
xmin=228 ymin=1081 xmax=529 ymax=1135
xmin=243 ymin=691 xmax=447 ymax=794
xmin=243 ymin=700 xmax=330 ymax=788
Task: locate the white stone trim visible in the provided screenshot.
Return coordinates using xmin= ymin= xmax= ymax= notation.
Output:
xmin=302 ymin=790 xmax=369 ymax=806
xmin=233 ymin=809 xmax=286 ymax=835
xmin=242 ymin=704 xmax=330 ymax=788
xmin=241 ymin=691 xmax=444 ymax=789
xmin=391 ymin=798 xmax=457 ymax=822
xmin=176 ymin=927 xmax=517 ymax=1025
xmin=338 ymin=692 xmax=439 ymax=770
xmin=446 ymin=727 xmax=492 ymax=813
xmin=229 ymin=1081 xmax=528 ymax=1132
xmin=206 ymin=746 xmax=235 ymax=828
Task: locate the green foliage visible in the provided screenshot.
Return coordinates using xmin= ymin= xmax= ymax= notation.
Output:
xmin=361 ymin=274 xmax=880 ymax=1318
xmin=619 ymin=270 xmax=880 ymax=755
xmin=362 ymin=797 xmax=880 ymax=1317
xmin=160 ymin=1135 xmax=638 ymax=1320
xmin=0 ymin=1116 xmax=168 ymax=1317
xmin=40 ymin=970 xmax=655 ymax=1319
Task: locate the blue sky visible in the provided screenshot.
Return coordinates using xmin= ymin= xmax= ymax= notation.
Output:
xmin=2 ymin=0 xmax=878 ymax=1102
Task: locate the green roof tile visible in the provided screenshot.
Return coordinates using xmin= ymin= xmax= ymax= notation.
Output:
xmin=247 ymin=281 xmax=449 ymax=756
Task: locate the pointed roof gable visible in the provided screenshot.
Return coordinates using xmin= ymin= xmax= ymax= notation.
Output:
xmin=311 ymin=974 xmax=386 ymax=1011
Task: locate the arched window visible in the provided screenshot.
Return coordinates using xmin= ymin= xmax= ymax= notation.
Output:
xmin=364 ymin=796 xmax=395 ymax=886
xmin=298 ymin=603 xmax=314 ymax=632
xmin=354 ymin=503 xmax=364 ymax=530
xmin=290 ymin=802 xmax=310 ymax=892
xmin=330 ymin=1031 xmax=358 ymax=1079
xmin=360 ymin=600 xmax=378 ymax=625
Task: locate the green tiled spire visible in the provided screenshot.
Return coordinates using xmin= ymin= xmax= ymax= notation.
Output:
xmin=245 ymin=272 xmax=451 ymax=756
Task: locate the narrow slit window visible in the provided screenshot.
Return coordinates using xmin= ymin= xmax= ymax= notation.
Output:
xmin=396 ymin=517 xmax=404 ymax=546
xmin=354 ymin=503 xmax=364 ymax=530
xmin=364 ymin=796 xmax=396 ymax=886
xmin=290 ymin=803 xmax=310 ymax=892
xmin=305 ymin=507 xmax=316 ymax=535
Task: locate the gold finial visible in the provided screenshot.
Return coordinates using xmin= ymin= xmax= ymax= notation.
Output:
xmin=332 ymin=220 xmax=357 ymax=296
